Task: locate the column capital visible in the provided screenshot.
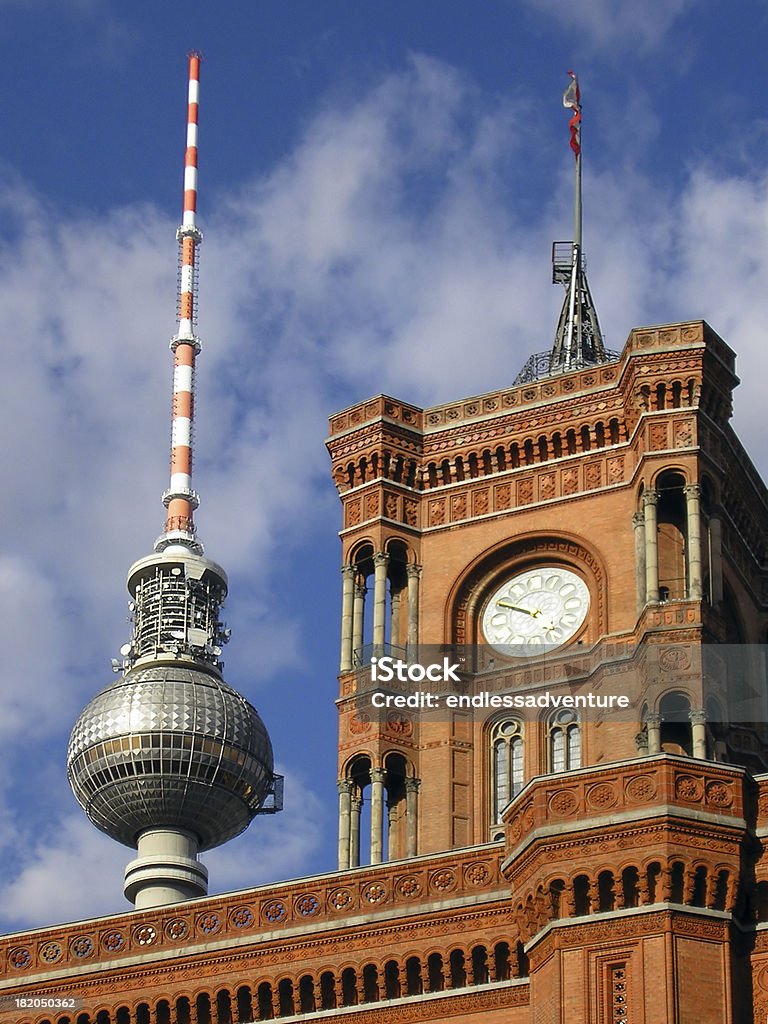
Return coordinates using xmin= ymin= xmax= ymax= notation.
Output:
xmin=405 ymin=777 xmax=421 ymax=794
xmin=341 ymin=563 xmax=357 ymax=578
xmin=371 ymin=766 xmax=387 ymax=784
xmin=406 ymin=563 xmax=423 ymax=580
xmin=635 ymin=731 xmax=649 ymax=752
xmin=337 ymin=779 xmax=353 ymax=796
xmin=373 ymin=551 xmax=390 ymax=568
xmin=683 ymin=482 xmax=702 ymax=499
xmin=688 ymin=708 xmax=707 ymax=726
xmin=632 ymin=511 xmax=645 ymax=528
xmin=355 ymin=580 xmax=367 ymax=597
xmin=646 ymin=712 xmax=661 ymax=727
xmin=642 ymin=489 xmax=659 ymax=508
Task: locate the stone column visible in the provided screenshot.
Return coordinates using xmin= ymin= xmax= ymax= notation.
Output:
xmin=689 ymin=708 xmax=707 ymax=759
xmin=334 ymin=975 xmax=344 ymax=1010
xmin=352 ymin=578 xmax=366 ymax=663
xmin=337 ymin=780 xmax=352 ymax=870
xmin=387 ymin=800 xmax=399 ymax=861
xmin=405 ymin=777 xmax=420 ymax=857
xmin=370 ymin=766 xmax=386 ymax=864
xmin=632 ymin=511 xmax=646 ymax=611
xmin=709 ymin=510 xmax=724 ymax=605
xmin=584 ymin=878 xmax=595 ymax=914
xmin=646 ymin=713 xmax=661 ymax=754
xmin=419 ymin=958 xmax=428 ymax=993
xmin=684 ymin=483 xmax=703 ymax=600
xmin=349 ymin=794 xmax=362 ymax=868
xmin=683 ymin=867 xmax=696 ymax=904
xmin=372 ymin=553 xmax=390 ymax=652
xmin=390 ymin=586 xmax=402 ymax=649
xmin=340 ymin=565 xmax=356 ymax=672
xmin=406 ymin=564 xmax=422 ymax=651
xmin=643 ymin=490 xmax=659 ymax=604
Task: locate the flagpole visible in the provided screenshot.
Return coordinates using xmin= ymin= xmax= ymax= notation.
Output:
xmin=574 ymin=131 xmax=582 ymax=252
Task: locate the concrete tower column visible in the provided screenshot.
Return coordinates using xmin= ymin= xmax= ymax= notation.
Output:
xmin=689 ymin=708 xmax=707 ymax=759
xmin=643 ymin=490 xmax=660 ymax=604
xmin=340 ymin=565 xmax=356 ymax=672
xmin=337 ymin=779 xmax=352 ymax=870
xmin=405 ymin=777 xmax=420 ymax=857
xmin=684 ymin=483 xmax=703 ymax=600
xmin=352 ymin=578 xmax=366 ymax=663
xmin=632 ymin=511 xmax=646 ymax=612
xmin=124 ymin=828 xmax=208 ymax=909
xmin=349 ymin=793 xmax=362 ymax=867
xmin=646 ymin=713 xmax=661 ymax=755
xmin=370 ymin=766 xmax=386 ymax=864
xmin=406 ymin=564 xmax=422 ymax=651
xmin=372 ymin=552 xmax=390 ymax=651
xmin=709 ymin=508 xmax=724 ymax=605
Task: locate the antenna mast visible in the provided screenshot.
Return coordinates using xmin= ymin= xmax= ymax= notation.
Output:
xmin=550 ymin=71 xmax=606 ymax=374
xmin=157 ymin=51 xmax=204 ymax=554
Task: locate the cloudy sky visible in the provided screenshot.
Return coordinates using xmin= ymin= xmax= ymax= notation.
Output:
xmin=1 ymin=0 xmax=767 ymax=933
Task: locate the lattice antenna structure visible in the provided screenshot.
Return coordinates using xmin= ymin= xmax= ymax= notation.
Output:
xmin=157 ymin=51 xmax=204 ymax=554
xmin=550 ymin=71 xmax=606 ymax=374
xmin=67 ymin=55 xmax=282 ymax=914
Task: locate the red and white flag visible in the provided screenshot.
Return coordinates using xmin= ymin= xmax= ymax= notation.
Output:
xmin=563 ymin=71 xmax=581 ymax=159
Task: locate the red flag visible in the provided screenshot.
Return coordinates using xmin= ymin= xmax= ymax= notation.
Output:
xmin=563 ymin=71 xmax=581 ymax=160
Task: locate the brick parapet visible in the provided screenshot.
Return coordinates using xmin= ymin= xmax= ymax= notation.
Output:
xmin=0 ymin=844 xmax=505 ymax=986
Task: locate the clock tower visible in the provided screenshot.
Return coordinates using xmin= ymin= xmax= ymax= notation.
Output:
xmin=327 ymin=315 xmax=768 ymax=863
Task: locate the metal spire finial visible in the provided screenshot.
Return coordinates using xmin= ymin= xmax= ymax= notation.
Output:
xmin=550 ymin=71 xmax=606 ymax=374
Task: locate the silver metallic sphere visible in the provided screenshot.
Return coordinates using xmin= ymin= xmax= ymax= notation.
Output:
xmin=67 ymin=664 xmax=274 ymax=850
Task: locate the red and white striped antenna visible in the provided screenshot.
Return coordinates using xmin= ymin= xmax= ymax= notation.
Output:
xmin=156 ymin=51 xmax=204 ymax=554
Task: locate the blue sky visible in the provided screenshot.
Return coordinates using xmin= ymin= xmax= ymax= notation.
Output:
xmin=1 ymin=0 xmax=768 ymax=932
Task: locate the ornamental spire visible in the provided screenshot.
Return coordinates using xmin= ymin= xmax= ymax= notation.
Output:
xmin=550 ymin=71 xmax=606 ymax=373
xmin=514 ymin=73 xmax=614 ymax=385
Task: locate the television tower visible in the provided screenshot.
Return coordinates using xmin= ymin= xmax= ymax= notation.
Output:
xmin=67 ymin=54 xmax=282 ymax=911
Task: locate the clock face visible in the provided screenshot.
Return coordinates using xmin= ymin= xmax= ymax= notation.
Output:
xmin=481 ymin=566 xmax=590 ymax=656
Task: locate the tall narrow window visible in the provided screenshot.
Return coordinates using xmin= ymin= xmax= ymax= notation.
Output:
xmin=549 ymin=710 xmax=581 ymax=772
xmin=491 ymin=720 xmax=524 ymax=822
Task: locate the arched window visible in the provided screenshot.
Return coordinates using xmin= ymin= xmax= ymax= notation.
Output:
xmin=491 ymin=720 xmax=524 ymax=821
xmin=549 ymin=710 xmax=581 ymax=772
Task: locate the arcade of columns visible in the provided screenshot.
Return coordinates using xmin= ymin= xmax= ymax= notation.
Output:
xmin=337 ymin=552 xmax=422 ymax=870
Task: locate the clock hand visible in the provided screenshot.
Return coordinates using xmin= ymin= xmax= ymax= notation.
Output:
xmin=496 ymin=599 xmax=541 ymax=618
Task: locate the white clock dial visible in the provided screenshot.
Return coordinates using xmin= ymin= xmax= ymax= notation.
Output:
xmin=481 ymin=566 xmax=590 ymax=656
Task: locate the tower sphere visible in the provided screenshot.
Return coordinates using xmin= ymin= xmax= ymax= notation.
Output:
xmin=67 ymin=663 xmax=275 ymax=851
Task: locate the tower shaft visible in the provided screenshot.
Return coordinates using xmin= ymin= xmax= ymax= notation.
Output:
xmin=160 ymin=53 xmax=203 ymax=553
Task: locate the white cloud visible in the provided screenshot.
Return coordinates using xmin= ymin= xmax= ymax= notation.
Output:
xmin=0 ymin=816 xmax=127 ymax=929
xmin=521 ymin=0 xmax=693 ymax=51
